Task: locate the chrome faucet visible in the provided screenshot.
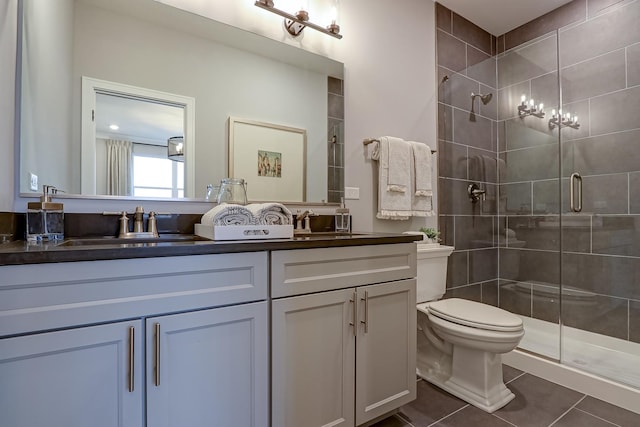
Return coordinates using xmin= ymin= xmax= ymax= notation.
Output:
xmin=118 ymin=206 xmax=160 ymax=239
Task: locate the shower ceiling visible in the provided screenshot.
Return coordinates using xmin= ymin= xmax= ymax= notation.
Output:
xmin=437 ymin=0 xmax=574 ymax=35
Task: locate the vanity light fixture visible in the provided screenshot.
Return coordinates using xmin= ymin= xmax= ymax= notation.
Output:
xmin=254 ymin=0 xmax=343 ymax=39
xmin=548 ymin=109 xmax=580 ymax=129
xmin=167 ymin=136 xmax=185 ymax=162
xmin=517 ymin=95 xmax=545 ymax=118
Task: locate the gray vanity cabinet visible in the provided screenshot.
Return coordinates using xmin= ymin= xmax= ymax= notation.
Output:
xmin=271 ymin=244 xmax=417 ymax=427
xmin=0 ymin=320 xmax=144 ymax=427
xmin=0 ymin=252 xmax=269 ymax=427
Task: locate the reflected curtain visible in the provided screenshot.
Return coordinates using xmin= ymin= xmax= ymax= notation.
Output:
xmin=106 ymin=139 xmax=132 ymax=196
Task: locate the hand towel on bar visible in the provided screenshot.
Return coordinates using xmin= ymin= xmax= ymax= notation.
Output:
xmin=386 ymin=136 xmax=412 ymax=193
xmin=370 ymin=137 xmax=411 ymax=220
xmin=410 ymin=141 xmax=435 ymax=216
xmin=201 ymin=204 xmax=256 ymax=226
xmin=247 ymin=203 xmax=293 ymax=225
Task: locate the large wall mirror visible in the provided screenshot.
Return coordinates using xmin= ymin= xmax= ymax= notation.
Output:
xmin=18 ymin=0 xmax=344 ymax=204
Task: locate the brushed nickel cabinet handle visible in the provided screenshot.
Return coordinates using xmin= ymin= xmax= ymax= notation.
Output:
xmin=154 ymin=323 xmax=161 ymax=386
xmin=361 ymin=291 xmax=369 ymax=333
xmin=350 ymin=290 xmax=358 ymax=337
xmin=128 ymin=326 xmax=135 ymax=392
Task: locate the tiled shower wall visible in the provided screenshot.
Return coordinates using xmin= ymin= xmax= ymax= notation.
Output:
xmin=436 ymin=0 xmax=640 ymax=344
xmin=497 ymin=0 xmax=640 ymax=343
xmin=327 ymin=76 xmax=344 ymax=204
xmin=436 ymin=3 xmax=500 ymax=303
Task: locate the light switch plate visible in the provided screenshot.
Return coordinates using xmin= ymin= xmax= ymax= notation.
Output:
xmin=29 ymin=173 xmax=38 ymax=191
xmin=345 ymin=186 xmax=359 ymax=200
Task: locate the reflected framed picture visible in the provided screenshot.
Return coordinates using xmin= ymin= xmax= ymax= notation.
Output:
xmin=228 ymin=117 xmax=306 ymax=202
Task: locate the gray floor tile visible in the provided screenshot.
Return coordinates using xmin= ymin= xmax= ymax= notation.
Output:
xmin=370 ymin=414 xmax=411 ymax=427
xmin=433 ymin=405 xmax=513 ymax=427
xmin=551 ymin=408 xmax=616 ymax=427
xmin=398 ymin=380 xmax=467 ymax=427
xmin=503 ymin=364 xmax=524 ymax=383
xmin=494 ymin=374 xmax=585 ymax=427
xmin=576 ymin=396 xmax=640 ymax=427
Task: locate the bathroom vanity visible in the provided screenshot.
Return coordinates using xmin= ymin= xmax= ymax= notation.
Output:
xmin=0 ymin=234 xmax=418 ymax=427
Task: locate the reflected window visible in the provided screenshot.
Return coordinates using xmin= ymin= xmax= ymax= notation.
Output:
xmin=132 ymin=145 xmax=183 ymax=198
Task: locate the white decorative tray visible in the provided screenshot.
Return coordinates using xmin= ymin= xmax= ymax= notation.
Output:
xmin=194 ymin=224 xmax=293 ymax=241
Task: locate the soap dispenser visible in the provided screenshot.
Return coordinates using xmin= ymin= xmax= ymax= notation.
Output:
xmin=26 ymin=185 xmax=64 ymax=242
xmin=335 ymin=197 xmax=350 ymax=232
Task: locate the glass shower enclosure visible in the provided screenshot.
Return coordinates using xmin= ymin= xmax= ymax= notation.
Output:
xmin=497 ymin=0 xmax=640 ymax=390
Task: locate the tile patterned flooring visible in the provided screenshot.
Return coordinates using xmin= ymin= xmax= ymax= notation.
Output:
xmin=372 ymin=366 xmax=640 ymax=427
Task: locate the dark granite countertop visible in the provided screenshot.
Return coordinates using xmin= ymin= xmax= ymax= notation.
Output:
xmin=0 ymin=233 xmax=422 ymax=266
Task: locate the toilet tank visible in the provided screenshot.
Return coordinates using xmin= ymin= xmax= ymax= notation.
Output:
xmin=416 ymin=244 xmax=455 ymax=303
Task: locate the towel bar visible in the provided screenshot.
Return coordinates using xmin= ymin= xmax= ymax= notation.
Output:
xmin=363 ymin=138 xmax=437 ymax=154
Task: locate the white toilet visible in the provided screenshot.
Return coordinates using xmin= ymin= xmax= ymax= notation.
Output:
xmin=415 ymin=243 xmax=525 ymax=413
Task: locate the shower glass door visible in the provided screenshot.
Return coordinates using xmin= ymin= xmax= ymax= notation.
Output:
xmin=498 ymin=31 xmax=561 ymax=361
xmin=558 ymin=0 xmax=640 ymax=389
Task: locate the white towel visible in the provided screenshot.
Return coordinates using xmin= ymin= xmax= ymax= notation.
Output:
xmin=201 ymin=204 xmax=256 ymax=226
xmin=371 ymin=137 xmax=411 ymax=220
xmin=410 ymin=141 xmax=435 ymax=217
xmin=247 ymin=203 xmax=293 ymax=225
xmin=386 ymin=136 xmax=412 ymax=193
xmin=411 ymin=142 xmax=432 ymax=197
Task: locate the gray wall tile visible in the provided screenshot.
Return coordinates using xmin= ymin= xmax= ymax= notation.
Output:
xmin=592 ymin=216 xmax=640 ymax=256
xmin=499 ymin=280 xmax=532 ymax=316
xmin=531 ymin=282 xmax=560 ymax=323
xmin=518 ymin=249 xmax=560 ymax=285
xmin=439 ymin=71 xmax=480 ymax=111
xmin=630 ymin=300 xmax=640 ymax=343
xmin=478 ymin=84 xmax=498 ymax=120
xmin=328 ymin=76 xmax=343 ymax=95
xmin=467 ymin=48 xmax=497 ymax=89
xmin=435 ymin=2 xmax=452 ymax=33
xmin=444 ymin=284 xmax=482 ymax=302
xmin=438 ymin=103 xmax=453 ymax=142
xmin=557 ymin=99 xmax=590 ymax=141
xmin=533 ymin=179 xmax=561 ymax=214
xmin=561 ymin=49 xmax=626 ymax=103
xmin=504 ymin=1 xmax=585 ymax=51
xmin=498 ymin=35 xmax=558 ymax=89
xmin=572 ymin=129 xmax=640 ymax=175
xmin=506 ymin=216 xmax=562 ymax=251
xmin=628 ymin=42 xmax=640 ymax=87
xmin=439 ymin=178 xmax=474 ymax=215
xmin=591 ymin=84 xmax=640 ymax=135
xmin=453 ymin=108 xmax=493 ymax=150
xmin=562 ymin=294 xmax=629 ymax=340
xmin=581 ymin=173 xmax=628 ymax=214
xmin=630 ymin=172 xmax=640 ymax=214
xmin=560 ymin=0 xmax=640 ymax=66
xmin=440 ymin=215 xmax=455 ymax=246
xmin=469 ymin=248 xmax=498 ymax=282
xmin=447 ymin=250 xmax=468 ymax=288
xmin=531 ymin=71 xmax=559 ymax=113
xmin=482 ymin=280 xmax=499 ymax=306
xmin=438 ymin=30 xmax=467 ymax=72
xmin=438 ymin=140 xmax=468 ymax=180
xmin=505 ymin=144 xmax=559 ymax=182
xmin=501 ymin=182 xmax=532 ymax=215
xmin=328 ymin=92 xmax=344 ymax=119
xmin=563 ymin=252 xmax=640 ymax=299
xmin=452 ymin=13 xmax=492 ymax=54
xmin=498 ymin=81 xmax=530 ymax=121
xmin=454 ymin=215 xmax=495 ymax=250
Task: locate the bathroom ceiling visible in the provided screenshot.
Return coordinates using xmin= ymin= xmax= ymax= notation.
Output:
xmin=437 ymin=0 xmax=574 ymax=35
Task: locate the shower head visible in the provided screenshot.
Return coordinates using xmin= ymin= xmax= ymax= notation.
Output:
xmin=471 ymin=92 xmax=493 ymax=105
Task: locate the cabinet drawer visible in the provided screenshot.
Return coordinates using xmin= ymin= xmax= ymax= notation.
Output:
xmin=271 ymin=244 xmax=416 ymax=298
xmin=0 ymin=252 xmax=268 ymax=337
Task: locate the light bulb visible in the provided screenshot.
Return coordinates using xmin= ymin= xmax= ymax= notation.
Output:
xmin=530 ymin=99 xmax=535 ymax=106
xmin=551 ymin=109 xmax=556 ymax=116
xmin=539 ymin=103 xmax=544 ymax=111
xmin=573 ymin=116 xmax=578 ymax=123
xmin=521 ymin=94 xmax=526 ymax=103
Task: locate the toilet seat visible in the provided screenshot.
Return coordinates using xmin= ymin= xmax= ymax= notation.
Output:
xmin=426 ymin=298 xmax=523 ymax=332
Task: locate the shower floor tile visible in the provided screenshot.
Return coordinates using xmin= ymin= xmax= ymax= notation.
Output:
xmin=370 ymin=366 xmax=639 ymax=427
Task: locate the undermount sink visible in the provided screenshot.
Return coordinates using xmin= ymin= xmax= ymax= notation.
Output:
xmin=57 ymin=234 xmax=210 ymax=247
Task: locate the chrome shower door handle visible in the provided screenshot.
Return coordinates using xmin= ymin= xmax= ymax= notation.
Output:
xmin=570 ymin=172 xmax=582 ymax=212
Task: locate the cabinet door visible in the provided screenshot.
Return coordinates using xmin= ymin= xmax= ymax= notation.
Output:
xmin=146 ymin=301 xmax=268 ymax=427
xmin=0 ymin=320 xmax=143 ymax=427
xmin=272 ymin=288 xmax=356 ymax=427
xmin=355 ymin=279 xmax=417 ymax=425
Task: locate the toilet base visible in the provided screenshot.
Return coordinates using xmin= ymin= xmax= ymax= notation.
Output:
xmin=418 ymin=345 xmax=515 ymax=413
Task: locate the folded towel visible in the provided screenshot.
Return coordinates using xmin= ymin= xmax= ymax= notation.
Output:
xmin=247 ymin=203 xmax=293 ymax=225
xmin=201 ymin=204 xmax=256 ymax=226
xmin=371 ymin=138 xmax=411 ymax=220
xmin=410 ymin=141 xmax=435 ymax=217
xmin=411 ymin=142 xmax=433 ymax=197
xmin=386 ymin=136 xmax=412 ymax=193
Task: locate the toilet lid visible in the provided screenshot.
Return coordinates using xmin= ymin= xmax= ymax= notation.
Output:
xmin=427 ymin=298 xmax=523 ymax=332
